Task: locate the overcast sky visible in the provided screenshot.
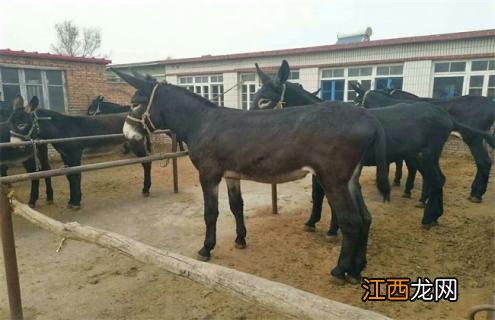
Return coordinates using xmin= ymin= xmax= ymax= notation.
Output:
xmin=1 ymin=0 xmax=494 ymax=64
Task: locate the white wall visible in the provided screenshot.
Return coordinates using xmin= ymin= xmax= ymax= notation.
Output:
xmin=402 ymin=60 xmax=433 ymax=96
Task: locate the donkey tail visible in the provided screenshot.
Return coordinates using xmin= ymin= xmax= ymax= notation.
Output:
xmin=373 ymin=124 xmax=391 ymax=202
xmin=452 ymin=119 xmax=495 ymax=148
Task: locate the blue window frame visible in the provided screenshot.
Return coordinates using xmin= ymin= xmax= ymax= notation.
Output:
xmin=321 ymin=80 xmax=345 ymax=101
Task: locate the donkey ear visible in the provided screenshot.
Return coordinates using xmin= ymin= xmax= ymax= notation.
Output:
xmin=26 ymin=96 xmax=39 ymax=112
xmin=311 ymin=88 xmax=321 ymax=96
xmin=254 ymin=63 xmax=271 ymax=84
xmin=111 ymin=68 xmax=154 ymax=95
xmin=12 ymin=95 xmax=24 ymax=109
xmin=274 ymin=60 xmax=290 ymax=86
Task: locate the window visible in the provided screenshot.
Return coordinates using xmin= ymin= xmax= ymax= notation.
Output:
xmin=321 ymin=69 xmax=344 ymax=78
xmin=1 ymin=68 xmax=21 ymax=105
xmin=469 ymin=75 xmax=484 ymax=96
xmin=348 ymin=67 xmax=372 ymax=77
xmin=0 ymin=67 xmax=66 ymax=112
xmin=376 ymin=65 xmax=403 ymax=76
xmin=241 ymin=84 xmax=256 ymax=110
xmin=321 ymin=80 xmax=345 ymax=101
xmin=434 ymin=61 xmax=466 ymax=73
xmin=178 ymin=74 xmax=224 ymax=106
xmin=375 ymin=77 xmax=403 ymax=91
xmin=241 ymin=73 xmax=255 ymax=82
xmin=433 ymin=77 xmax=464 ymax=98
xmin=288 ymin=70 xmax=299 ymax=80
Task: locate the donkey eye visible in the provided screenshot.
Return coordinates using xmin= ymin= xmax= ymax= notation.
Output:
xmin=258 ymin=98 xmax=272 ymax=109
xmin=17 ymin=124 xmax=27 ymax=130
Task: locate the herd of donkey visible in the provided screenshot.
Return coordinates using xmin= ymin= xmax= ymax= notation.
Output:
xmin=1 ymin=60 xmax=494 ymax=284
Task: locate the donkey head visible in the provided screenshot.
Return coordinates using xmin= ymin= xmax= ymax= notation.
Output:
xmin=87 ymin=95 xmax=105 ymax=115
xmin=9 ymin=96 xmax=40 ymax=142
xmin=111 ymin=68 xmax=158 ymax=141
xmin=251 ymin=60 xmax=290 ymax=110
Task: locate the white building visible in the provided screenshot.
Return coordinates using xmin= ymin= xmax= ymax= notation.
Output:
xmin=109 ymin=29 xmax=495 ymax=109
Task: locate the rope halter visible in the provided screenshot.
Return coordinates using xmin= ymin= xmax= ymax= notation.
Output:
xmin=274 ymin=84 xmax=287 ymax=109
xmin=126 ymin=83 xmax=160 ymax=137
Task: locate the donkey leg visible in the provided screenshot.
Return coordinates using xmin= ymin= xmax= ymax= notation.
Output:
xmin=402 ymin=158 xmax=417 ymax=198
xmin=347 ymin=164 xmax=370 ymax=280
xmin=130 ymin=141 xmax=151 ymax=196
xmin=393 ymin=160 xmax=403 ymax=186
xmin=225 ymin=178 xmax=247 ymax=249
xmin=466 ymin=138 xmax=492 ymax=202
xmin=39 ymin=145 xmax=54 ymax=204
xmin=197 ymin=174 xmax=221 ymax=261
xmin=304 ymin=175 xmax=325 ymax=231
xmin=0 ymin=165 xmax=7 ymax=177
xmin=323 ymin=183 xmax=362 ymax=283
xmin=22 ymin=157 xmax=39 ymax=208
xmin=420 ymin=152 xmax=445 ymax=228
xmin=62 ymin=151 xmax=83 ymax=208
xmin=141 ymin=162 xmax=152 ymax=196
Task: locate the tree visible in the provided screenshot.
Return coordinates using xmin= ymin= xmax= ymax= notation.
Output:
xmin=50 ymin=20 xmax=101 ymax=57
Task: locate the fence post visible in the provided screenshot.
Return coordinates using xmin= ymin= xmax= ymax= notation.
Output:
xmin=171 ymin=133 xmax=179 ymax=193
xmin=271 ymin=184 xmax=278 ymax=214
xmin=0 ymin=184 xmax=23 ymax=320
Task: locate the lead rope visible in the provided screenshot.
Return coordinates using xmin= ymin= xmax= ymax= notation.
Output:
xmin=274 ymin=84 xmax=287 ymax=109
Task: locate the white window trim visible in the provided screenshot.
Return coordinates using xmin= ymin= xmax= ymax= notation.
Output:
xmin=431 ymin=60 xmax=495 ymax=97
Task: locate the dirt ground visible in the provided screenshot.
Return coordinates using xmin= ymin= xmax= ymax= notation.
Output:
xmin=0 ymin=147 xmax=493 ymax=320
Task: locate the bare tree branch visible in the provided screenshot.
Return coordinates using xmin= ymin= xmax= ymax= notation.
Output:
xmin=50 ymin=20 xmax=101 ymax=57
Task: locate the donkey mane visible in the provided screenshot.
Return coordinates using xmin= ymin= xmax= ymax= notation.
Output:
xmin=162 ymin=83 xmax=219 ymax=109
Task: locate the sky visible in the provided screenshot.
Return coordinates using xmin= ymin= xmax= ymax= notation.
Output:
xmin=1 ymin=0 xmax=494 ymax=65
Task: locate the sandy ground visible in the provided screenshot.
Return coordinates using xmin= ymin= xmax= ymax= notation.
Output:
xmin=0 ymin=147 xmax=493 ymax=320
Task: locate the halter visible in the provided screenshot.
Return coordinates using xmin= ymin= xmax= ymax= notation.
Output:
xmin=126 ymin=83 xmax=160 ymax=136
xmin=360 ymin=89 xmax=372 ymax=107
xmin=10 ymin=110 xmax=51 ymax=171
xmin=274 ymin=84 xmax=287 ymax=109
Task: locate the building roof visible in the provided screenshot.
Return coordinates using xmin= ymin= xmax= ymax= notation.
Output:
xmin=0 ymin=49 xmax=111 ymax=65
xmin=110 ymin=29 xmax=495 ymax=68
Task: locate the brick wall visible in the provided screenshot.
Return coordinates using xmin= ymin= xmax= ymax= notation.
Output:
xmin=102 ymin=82 xmax=135 ymax=105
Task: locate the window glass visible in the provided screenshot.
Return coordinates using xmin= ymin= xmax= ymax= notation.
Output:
xmin=333 ymin=69 xmax=344 ymax=77
xmin=471 ymin=61 xmax=488 ymax=71
xmin=288 ymin=70 xmax=299 ymax=80
xmin=241 ymin=73 xmax=255 ymax=82
xmin=489 ymin=61 xmax=495 ymax=70
xmin=348 ymin=68 xmax=360 ymax=77
xmin=433 ymin=77 xmax=464 ymax=98
xmin=450 ymin=62 xmax=466 ymax=72
xmin=390 ymin=65 xmax=403 ymax=75
xmin=48 ymin=86 xmax=65 ymax=112
xmin=25 ymin=69 xmax=42 ymax=84
xmin=1 ymin=68 xmax=19 ymax=83
xmin=487 ymin=75 xmax=495 ymax=100
xmin=376 ymin=66 xmax=389 ymax=76
xmin=46 ymin=70 xmax=63 ymax=85
xmin=434 ymin=63 xmax=449 ymax=73
xmin=469 ymin=75 xmax=484 ymax=88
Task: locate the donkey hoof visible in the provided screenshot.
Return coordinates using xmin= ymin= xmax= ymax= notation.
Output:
xmin=196 ymin=251 xmax=211 ymax=262
xmin=325 ymin=233 xmax=338 ymax=242
xmin=142 ymin=191 xmax=150 ymax=197
xmin=345 ymin=274 xmax=362 ymax=285
xmin=402 ymin=192 xmax=411 ymax=198
xmin=235 ymin=242 xmax=247 ymax=249
xmin=421 ymin=221 xmax=438 ymax=230
xmin=46 ymin=200 xmax=54 ymax=205
xmin=415 ymin=201 xmax=425 ymax=208
xmin=330 ymin=274 xmax=346 ymax=285
xmin=304 ymin=224 xmax=316 ymax=232
xmin=67 ymin=204 xmax=81 ymax=210
xmin=28 ymin=203 xmax=36 ymax=208
xmin=467 ymin=196 xmax=481 ymax=203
